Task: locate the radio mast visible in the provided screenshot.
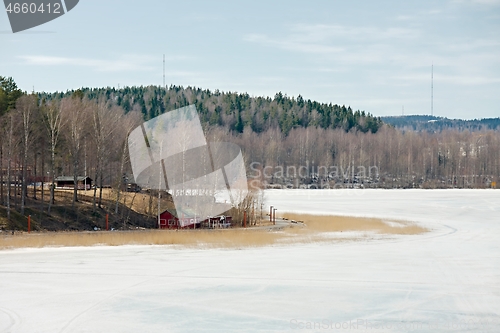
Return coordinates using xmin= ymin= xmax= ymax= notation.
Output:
xmin=431 ymin=64 xmax=434 ymax=117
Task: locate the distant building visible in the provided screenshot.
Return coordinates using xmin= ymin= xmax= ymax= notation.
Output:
xmin=158 ymin=208 xmax=201 ymax=229
xmin=158 ymin=208 xmax=232 ymax=229
xmin=202 ymin=216 xmax=233 ymax=229
xmin=0 ymin=166 xmax=32 ymax=183
xmin=125 ymin=183 xmax=141 ymax=192
xmin=55 ymin=176 xmax=92 ymax=190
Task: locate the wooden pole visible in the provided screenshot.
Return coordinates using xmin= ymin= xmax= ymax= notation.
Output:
xmin=106 ymin=214 xmax=109 ymax=231
xmin=243 ymin=210 xmax=247 ymax=228
xmin=252 ymin=203 xmax=255 ymax=226
xmin=270 ymin=206 xmax=273 ymax=222
xmin=27 ymin=215 xmax=31 ymax=233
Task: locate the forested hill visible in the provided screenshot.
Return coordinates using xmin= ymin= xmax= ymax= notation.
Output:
xmin=37 ymin=85 xmax=383 ymax=134
xmin=382 ymin=115 xmax=500 ymax=132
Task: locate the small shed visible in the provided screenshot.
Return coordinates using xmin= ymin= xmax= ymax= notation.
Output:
xmin=125 ymin=183 xmax=141 ymax=192
xmin=201 ymin=216 xmax=233 ymax=229
xmin=55 ymin=176 xmax=93 ymax=190
xmin=158 ymin=208 xmax=202 ymax=229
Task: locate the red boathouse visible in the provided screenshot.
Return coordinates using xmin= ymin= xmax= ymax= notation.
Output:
xmin=158 ymin=208 xmax=233 ymax=229
xmin=158 ymin=208 xmax=201 ymax=229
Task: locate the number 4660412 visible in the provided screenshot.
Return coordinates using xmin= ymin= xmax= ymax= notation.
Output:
xmin=5 ymin=2 xmax=62 ymax=14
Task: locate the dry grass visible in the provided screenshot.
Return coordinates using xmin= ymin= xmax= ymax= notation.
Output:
xmin=60 ymin=188 xmax=174 ymax=215
xmin=27 ymin=187 xmax=173 ymax=216
xmin=0 ymin=229 xmax=283 ymax=249
xmin=0 ymin=214 xmax=427 ymax=250
xmin=282 ymin=213 xmax=428 ymax=235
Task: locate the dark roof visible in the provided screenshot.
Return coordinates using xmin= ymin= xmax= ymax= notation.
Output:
xmin=55 ymin=176 xmax=93 ymax=182
xmin=161 ymin=207 xmax=197 ymax=218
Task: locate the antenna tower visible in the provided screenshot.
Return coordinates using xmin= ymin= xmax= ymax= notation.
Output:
xmin=431 ymin=64 xmax=434 ymax=116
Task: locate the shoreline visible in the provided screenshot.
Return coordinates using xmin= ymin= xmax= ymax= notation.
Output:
xmin=0 ymin=213 xmax=427 ymax=250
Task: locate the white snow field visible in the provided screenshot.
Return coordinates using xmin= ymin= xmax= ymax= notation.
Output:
xmin=1 ymin=189 xmax=499 ymax=332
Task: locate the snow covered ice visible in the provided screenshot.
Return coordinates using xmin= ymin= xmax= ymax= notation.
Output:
xmin=1 ymin=189 xmax=499 ymax=332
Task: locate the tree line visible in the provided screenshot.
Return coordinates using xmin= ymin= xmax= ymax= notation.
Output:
xmin=215 ymin=125 xmax=499 ymax=189
xmin=1 ymin=76 xmax=499 ymax=229
xmin=1 ymin=76 xmax=143 ymax=223
xmin=38 ymin=85 xmax=384 ymax=135
xmin=382 ymin=115 xmax=500 ymax=132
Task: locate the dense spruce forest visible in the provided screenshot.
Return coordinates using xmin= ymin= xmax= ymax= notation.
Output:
xmin=38 ymin=85 xmax=384 ymax=135
xmin=37 ymin=84 xmax=499 ymax=189
xmin=382 ymin=115 xmax=500 ymax=132
xmin=1 ymin=76 xmax=500 ymax=230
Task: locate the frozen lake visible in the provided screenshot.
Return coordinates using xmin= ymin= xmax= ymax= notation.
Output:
xmin=1 ymin=189 xmax=499 ymax=332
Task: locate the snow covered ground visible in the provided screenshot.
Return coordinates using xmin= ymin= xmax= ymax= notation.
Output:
xmin=1 ymin=189 xmax=499 ymax=332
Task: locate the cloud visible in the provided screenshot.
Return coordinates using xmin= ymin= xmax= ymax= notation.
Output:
xmin=393 ymin=73 xmax=500 ymax=85
xmin=451 ymin=0 xmax=500 ymax=5
xmin=244 ymin=24 xmax=424 ymax=69
xmin=395 ymin=15 xmax=413 ymax=21
xmin=244 ymin=33 xmax=345 ymax=54
xmin=244 ymin=21 xmax=499 ymax=74
xmin=290 ymin=24 xmax=420 ymax=41
xmin=474 ymin=0 xmax=500 ymax=4
xmin=19 ymin=54 xmax=157 ymax=72
xmin=245 ymin=24 xmax=420 ymax=58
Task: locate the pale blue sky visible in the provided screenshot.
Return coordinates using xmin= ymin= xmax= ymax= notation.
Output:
xmin=1 ymin=0 xmax=499 ymax=119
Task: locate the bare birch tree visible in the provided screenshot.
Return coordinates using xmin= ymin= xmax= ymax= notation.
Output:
xmin=3 ymin=111 xmax=19 ymax=220
xmin=61 ymin=96 xmax=88 ymax=207
xmin=90 ymin=100 xmax=122 ymax=210
xmin=16 ymin=95 xmax=38 ymax=215
xmin=41 ymin=99 xmax=64 ymax=213
xmin=114 ymin=111 xmax=142 ymax=215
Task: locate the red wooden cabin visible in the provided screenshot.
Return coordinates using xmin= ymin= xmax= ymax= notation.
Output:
xmin=159 ymin=208 xmax=233 ymax=229
xmin=158 ymin=208 xmax=201 ymax=229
